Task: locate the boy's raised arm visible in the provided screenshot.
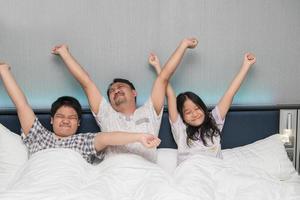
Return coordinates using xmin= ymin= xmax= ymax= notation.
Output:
xmin=0 ymin=63 xmax=35 ymax=135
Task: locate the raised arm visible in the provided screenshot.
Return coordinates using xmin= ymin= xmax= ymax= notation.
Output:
xmin=217 ymin=53 xmax=256 ymax=120
xmin=0 ymin=63 xmax=35 ymax=135
xmin=148 ymin=53 xmax=178 ymax=123
xmin=52 ymin=45 xmax=103 ymax=114
xmin=151 ymin=38 xmax=198 ymax=115
xmin=94 ymin=132 xmax=161 ymax=152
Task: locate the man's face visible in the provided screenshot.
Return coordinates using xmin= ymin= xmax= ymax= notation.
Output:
xmin=51 ymin=106 xmax=80 ymax=138
xmin=108 ymin=82 xmax=137 ymax=109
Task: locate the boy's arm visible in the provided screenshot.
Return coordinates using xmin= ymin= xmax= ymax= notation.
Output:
xmin=148 ymin=53 xmax=178 ymax=123
xmin=217 ymin=53 xmax=256 ymax=120
xmin=94 ymin=132 xmax=161 ymax=152
xmin=52 ymin=45 xmax=103 ymax=114
xmin=0 ymin=63 xmax=35 ymax=135
xmin=150 ymin=38 xmax=198 ymax=115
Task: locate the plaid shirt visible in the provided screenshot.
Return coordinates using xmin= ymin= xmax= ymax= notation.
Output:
xmin=21 ymin=118 xmax=103 ymax=164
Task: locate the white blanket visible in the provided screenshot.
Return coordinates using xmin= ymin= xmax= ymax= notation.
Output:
xmin=174 ymin=154 xmax=300 ymax=200
xmin=0 ymin=149 xmax=195 ymax=200
xmin=0 ymin=149 xmax=299 ymax=200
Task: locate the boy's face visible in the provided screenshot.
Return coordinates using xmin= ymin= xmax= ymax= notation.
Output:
xmin=51 ymin=106 xmax=80 ymax=138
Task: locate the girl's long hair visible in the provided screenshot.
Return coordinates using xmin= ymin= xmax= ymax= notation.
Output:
xmin=176 ymin=91 xmax=220 ymax=146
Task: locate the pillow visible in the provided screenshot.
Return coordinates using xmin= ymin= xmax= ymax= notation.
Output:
xmin=222 ymin=134 xmax=296 ymax=181
xmin=156 ymin=148 xmax=178 ymax=174
xmin=0 ymin=124 xmax=28 ymax=190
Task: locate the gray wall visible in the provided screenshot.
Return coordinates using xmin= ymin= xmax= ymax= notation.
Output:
xmin=1 ymin=0 xmax=300 ymax=109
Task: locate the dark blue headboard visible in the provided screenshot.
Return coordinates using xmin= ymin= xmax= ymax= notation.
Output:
xmin=0 ymin=106 xmax=280 ymax=149
xmin=221 ymin=108 xmax=279 ymax=149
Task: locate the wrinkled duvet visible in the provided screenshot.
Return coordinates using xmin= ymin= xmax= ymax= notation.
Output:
xmin=0 ymin=149 xmax=299 ymax=200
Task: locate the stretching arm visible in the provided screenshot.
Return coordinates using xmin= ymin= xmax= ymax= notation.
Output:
xmin=0 ymin=63 xmax=35 ymax=135
xmin=94 ymin=131 xmax=161 ymax=152
xmin=150 ymin=38 xmax=198 ymax=115
xmin=217 ymin=53 xmax=256 ymax=120
xmin=52 ymin=45 xmax=103 ymax=114
xmin=148 ymin=53 xmax=178 ymax=123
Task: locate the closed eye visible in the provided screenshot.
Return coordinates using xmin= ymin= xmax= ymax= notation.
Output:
xmin=184 ymin=111 xmax=192 ymax=115
xmin=55 ymin=114 xmax=64 ymax=119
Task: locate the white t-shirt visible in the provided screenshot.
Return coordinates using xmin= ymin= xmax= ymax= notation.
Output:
xmin=170 ymin=106 xmax=225 ymax=164
xmin=93 ymin=98 xmax=163 ymax=162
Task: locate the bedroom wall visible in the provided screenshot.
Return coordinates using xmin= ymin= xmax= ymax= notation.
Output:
xmin=1 ymin=0 xmax=300 ymax=109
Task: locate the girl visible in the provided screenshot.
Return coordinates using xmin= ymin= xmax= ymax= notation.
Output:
xmin=149 ymin=49 xmax=256 ymax=164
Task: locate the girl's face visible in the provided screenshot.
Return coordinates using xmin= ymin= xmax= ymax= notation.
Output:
xmin=182 ymin=98 xmax=205 ymax=127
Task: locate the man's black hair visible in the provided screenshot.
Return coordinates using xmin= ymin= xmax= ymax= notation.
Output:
xmin=106 ymin=78 xmax=136 ymax=102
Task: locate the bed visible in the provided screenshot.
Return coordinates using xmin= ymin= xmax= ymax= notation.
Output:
xmin=0 ymin=106 xmax=299 ymax=200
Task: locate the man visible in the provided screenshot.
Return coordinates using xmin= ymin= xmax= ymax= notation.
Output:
xmin=52 ymin=38 xmax=198 ymax=161
xmin=0 ymin=62 xmax=160 ymax=164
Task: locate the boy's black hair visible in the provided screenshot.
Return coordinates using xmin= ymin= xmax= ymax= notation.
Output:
xmin=51 ymin=96 xmax=82 ymax=120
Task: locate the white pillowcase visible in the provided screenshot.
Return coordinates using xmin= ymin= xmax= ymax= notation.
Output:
xmin=222 ymin=134 xmax=296 ymax=180
xmin=0 ymin=124 xmax=28 ymax=190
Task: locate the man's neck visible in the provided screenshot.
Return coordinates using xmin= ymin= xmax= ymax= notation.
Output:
xmin=116 ymin=102 xmax=136 ymax=116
